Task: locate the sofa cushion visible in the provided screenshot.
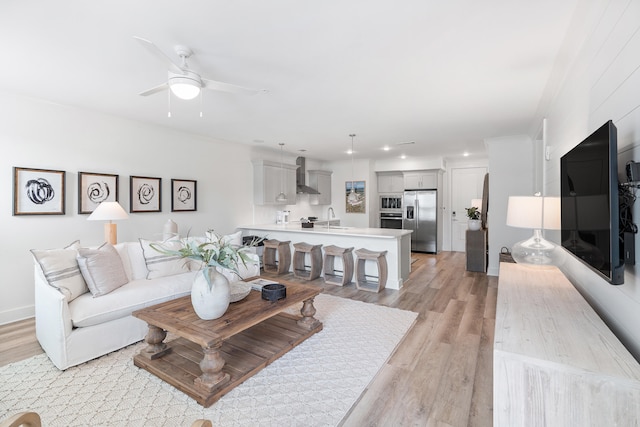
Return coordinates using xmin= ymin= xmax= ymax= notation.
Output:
xmin=139 ymin=238 xmax=189 ymax=279
xmin=113 ymin=243 xmax=132 ymax=282
xmin=77 ymin=243 xmax=129 ymax=297
xmin=69 ymin=270 xmax=197 ymax=327
xmin=211 ymin=230 xmax=243 ymax=247
xmin=125 ymin=241 xmax=148 ymax=281
xmin=31 ymin=240 xmax=88 ymax=302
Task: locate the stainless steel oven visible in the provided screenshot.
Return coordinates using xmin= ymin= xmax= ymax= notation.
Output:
xmin=380 ymin=195 xmax=402 ymax=211
xmin=380 ymin=212 xmax=403 ymax=229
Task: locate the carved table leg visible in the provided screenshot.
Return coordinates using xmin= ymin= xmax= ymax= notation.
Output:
xmin=297 ymin=297 xmax=321 ymax=330
xmin=194 ymin=342 xmax=230 ymax=392
xmin=139 ymin=324 xmax=171 ymax=359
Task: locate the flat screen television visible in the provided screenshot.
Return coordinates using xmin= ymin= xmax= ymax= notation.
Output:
xmin=560 ymin=120 xmax=624 ymax=284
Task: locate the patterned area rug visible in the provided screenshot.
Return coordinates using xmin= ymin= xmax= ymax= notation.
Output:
xmin=0 ymin=294 xmax=417 ymax=427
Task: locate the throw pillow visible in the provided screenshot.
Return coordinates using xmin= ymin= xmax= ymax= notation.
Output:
xmin=31 ymin=240 xmax=88 ymax=301
xmin=139 ymin=238 xmax=188 ymax=279
xmin=206 ymin=230 xmax=243 ymax=247
xmin=223 ymin=230 xmax=243 ymax=247
xmin=77 ymin=243 xmax=129 ymax=297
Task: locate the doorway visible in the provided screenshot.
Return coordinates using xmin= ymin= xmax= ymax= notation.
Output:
xmin=451 ymin=167 xmax=487 ymax=252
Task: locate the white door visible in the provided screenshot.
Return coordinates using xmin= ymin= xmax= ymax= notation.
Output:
xmin=451 ymin=167 xmax=487 ymax=252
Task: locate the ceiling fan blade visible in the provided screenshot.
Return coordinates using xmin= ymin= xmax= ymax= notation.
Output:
xmin=202 ymin=78 xmax=268 ymax=95
xmin=133 ymin=36 xmax=185 ymax=74
xmin=138 ymin=82 xmax=169 ymax=96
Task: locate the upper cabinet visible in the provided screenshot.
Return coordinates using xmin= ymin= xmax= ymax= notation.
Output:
xmin=403 ymin=171 xmax=438 ymax=190
xmin=252 ymin=160 xmax=298 ymax=205
xmin=377 ymin=172 xmax=404 ymax=193
xmin=308 ymin=170 xmax=332 ymax=205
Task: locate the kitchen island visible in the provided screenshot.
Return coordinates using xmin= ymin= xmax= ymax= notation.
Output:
xmin=238 ymin=224 xmax=412 ymax=289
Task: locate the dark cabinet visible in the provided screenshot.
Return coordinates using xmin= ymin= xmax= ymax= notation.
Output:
xmin=466 ymin=229 xmax=487 ymax=272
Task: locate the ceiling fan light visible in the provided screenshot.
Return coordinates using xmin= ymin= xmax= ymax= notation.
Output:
xmin=169 ymin=77 xmax=201 ymax=100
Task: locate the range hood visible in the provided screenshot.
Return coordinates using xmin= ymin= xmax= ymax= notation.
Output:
xmin=296 ymin=157 xmax=320 ymax=195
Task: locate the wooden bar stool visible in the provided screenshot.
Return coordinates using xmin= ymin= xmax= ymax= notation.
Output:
xmin=355 ymin=249 xmax=388 ymax=292
xmin=263 ymin=239 xmax=291 ymax=275
xmin=323 ymin=245 xmax=354 ymax=286
xmin=293 ymin=242 xmax=323 ymax=280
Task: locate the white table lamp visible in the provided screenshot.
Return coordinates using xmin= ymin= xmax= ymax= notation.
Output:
xmin=506 ymin=196 xmax=561 ymax=266
xmin=88 ymin=201 xmax=129 ymax=244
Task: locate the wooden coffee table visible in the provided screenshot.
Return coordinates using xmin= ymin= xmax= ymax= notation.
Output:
xmin=132 ymin=281 xmax=322 ymax=407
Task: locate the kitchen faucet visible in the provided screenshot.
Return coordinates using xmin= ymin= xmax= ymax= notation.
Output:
xmin=327 ymin=207 xmax=335 ymax=229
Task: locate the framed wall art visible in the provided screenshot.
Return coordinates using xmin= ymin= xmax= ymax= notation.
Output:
xmin=13 ymin=167 xmax=66 ymax=215
xmin=171 ymin=179 xmax=197 ymax=212
xmin=130 ymin=176 xmax=161 ymax=213
xmin=345 ymin=180 xmax=366 ymax=214
xmin=78 ymin=172 xmax=119 ymax=214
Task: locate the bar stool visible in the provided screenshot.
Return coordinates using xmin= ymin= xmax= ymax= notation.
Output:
xmin=323 ymin=245 xmax=354 ymax=286
xmin=293 ymin=242 xmax=323 ymax=280
xmin=355 ymin=249 xmax=388 ymax=292
xmin=263 ymin=239 xmax=291 ymax=275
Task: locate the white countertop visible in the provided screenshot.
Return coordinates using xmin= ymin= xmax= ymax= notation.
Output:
xmin=238 ymin=223 xmax=412 ymax=238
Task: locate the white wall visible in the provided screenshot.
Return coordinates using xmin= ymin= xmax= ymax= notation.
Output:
xmin=327 ymin=158 xmax=373 ymax=228
xmin=0 ymin=91 xmax=262 ymax=323
xmin=539 ymin=0 xmax=640 ymax=358
xmin=0 ymin=90 xmax=371 ymax=324
xmin=485 ymin=135 xmax=536 ymax=276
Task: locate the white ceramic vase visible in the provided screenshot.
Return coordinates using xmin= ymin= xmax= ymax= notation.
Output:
xmin=191 ymin=267 xmax=231 ymax=320
xmin=468 ymin=219 xmax=482 ymax=231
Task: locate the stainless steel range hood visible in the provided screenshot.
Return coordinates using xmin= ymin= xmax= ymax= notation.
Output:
xmin=296 ymin=157 xmax=320 ymax=195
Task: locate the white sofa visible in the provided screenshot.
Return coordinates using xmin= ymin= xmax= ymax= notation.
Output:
xmin=33 ymin=238 xmax=259 ymax=370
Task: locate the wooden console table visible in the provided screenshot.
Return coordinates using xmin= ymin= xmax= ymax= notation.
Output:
xmin=133 ymin=282 xmax=322 ymax=407
xmin=494 ymin=263 xmax=640 ymax=426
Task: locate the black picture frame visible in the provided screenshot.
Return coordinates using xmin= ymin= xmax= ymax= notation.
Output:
xmin=78 ymin=171 xmax=119 ymax=214
xmin=13 ymin=167 xmax=66 ymax=215
xmin=171 ymin=179 xmax=197 ymax=212
xmin=130 ymin=176 xmax=161 ymax=213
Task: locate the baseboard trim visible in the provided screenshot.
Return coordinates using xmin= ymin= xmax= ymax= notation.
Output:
xmin=0 ymin=305 xmax=35 ymax=325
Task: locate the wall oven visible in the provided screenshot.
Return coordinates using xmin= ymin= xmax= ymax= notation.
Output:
xmin=380 ymin=212 xmax=403 ymax=229
xmin=380 ymin=195 xmax=402 ymax=211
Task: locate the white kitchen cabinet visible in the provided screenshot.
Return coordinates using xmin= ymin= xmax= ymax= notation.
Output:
xmin=403 ymin=171 xmax=438 ymax=189
xmin=252 ymin=160 xmax=298 ymax=205
xmin=377 ymin=172 xmax=404 ymax=193
xmin=308 ymin=169 xmax=332 ymax=205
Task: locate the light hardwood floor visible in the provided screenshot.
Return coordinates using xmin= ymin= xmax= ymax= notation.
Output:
xmin=0 ymin=251 xmax=496 ymax=426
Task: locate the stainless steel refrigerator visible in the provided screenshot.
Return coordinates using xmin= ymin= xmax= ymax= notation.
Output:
xmin=403 ymin=190 xmax=437 ymax=253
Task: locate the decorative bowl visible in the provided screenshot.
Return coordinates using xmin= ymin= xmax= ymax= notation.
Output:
xmin=229 ymin=281 xmax=252 ymax=303
xmin=261 ymin=283 xmax=286 ymax=302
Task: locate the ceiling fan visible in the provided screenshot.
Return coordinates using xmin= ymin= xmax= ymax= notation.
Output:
xmin=133 ymin=36 xmax=267 ymax=101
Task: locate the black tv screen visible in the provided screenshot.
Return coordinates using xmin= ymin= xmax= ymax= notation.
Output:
xmin=560 ymin=120 xmax=624 ymax=285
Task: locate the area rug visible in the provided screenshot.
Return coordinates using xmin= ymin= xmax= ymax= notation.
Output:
xmin=0 ymin=294 xmax=417 ymax=427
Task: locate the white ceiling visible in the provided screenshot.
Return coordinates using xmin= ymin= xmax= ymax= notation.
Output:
xmin=0 ymin=0 xmax=579 ymax=162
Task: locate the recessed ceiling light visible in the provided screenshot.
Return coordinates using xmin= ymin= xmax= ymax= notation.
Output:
xmin=400 ymin=154 xmax=406 ymax=159
xmin=347 ymin=149 xmax=353 ymax=155
xmin=383 ymin=145 xmax=390 ymax=151
xmin=463 ymin=152 xmax=470 ymax=157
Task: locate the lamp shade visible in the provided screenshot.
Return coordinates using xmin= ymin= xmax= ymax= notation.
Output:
xmin=506 ymin=195 xmax=562 ymax=266
xmin=506 ymin=196 xmax=543 ymax=229
xmin=542 ymin=197 xmax=561 ymax=230
xmin=507 ymin=196 xmax=560 ymax=230
xmin=87 ymin=202 xmax=129 ymax=221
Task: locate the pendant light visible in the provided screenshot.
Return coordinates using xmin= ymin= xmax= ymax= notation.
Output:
xmin=347 ymin=134 xmax=359 ymax=205
xmin=276 ymin=143 xmax=288 ymax=203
